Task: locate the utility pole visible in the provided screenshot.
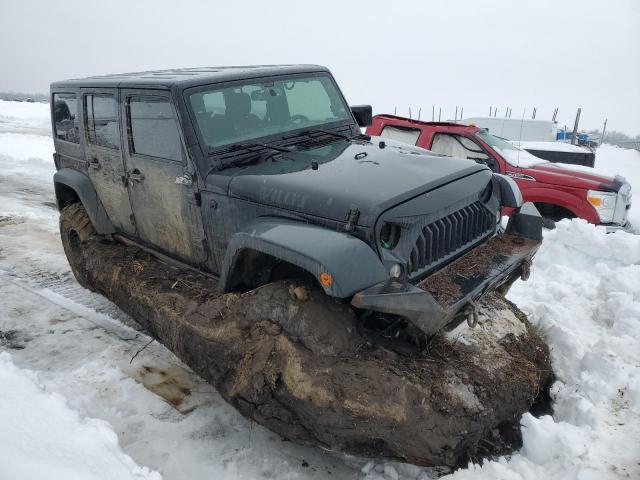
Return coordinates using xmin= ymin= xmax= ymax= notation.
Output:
xmin=409 ymin=107 xmax=412 ymax=120
xmin=489 ymin=105 xmax=492 ymax=116
xmin=418 ymin=108 xmax=421 ymax=121
xmin=454 ymin=106 xmax=458 ymax=122
xmin=571 ymin=108 xmax=582 ymax=145
xmin=460 ymin=107 xmax=463 ymax=120
xmin=432 ymin=105 xmax=435 ymax=121
xmin=438 ymin=107 xmax=441 ymax=122
xmin=532 ymin=107 xmax=537 ymax=119
xmin=601 ymin=118 xmax=608 ymax=146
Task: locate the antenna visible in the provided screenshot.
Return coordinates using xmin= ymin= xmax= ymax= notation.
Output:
xmin=516 ymin=107 xmax=526 ymax=166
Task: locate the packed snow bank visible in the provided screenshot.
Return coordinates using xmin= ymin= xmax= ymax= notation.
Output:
xmin=0 ymin=99 xmax=50 ymax=135
xmin=0 ymin=352 xmax=161 ymax=480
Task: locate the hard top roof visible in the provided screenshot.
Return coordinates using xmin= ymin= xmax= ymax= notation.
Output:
xmin=51 ymin=64 xmax=329 ymax=90
xmin=374 ymin=114 xmax=475 ymax=130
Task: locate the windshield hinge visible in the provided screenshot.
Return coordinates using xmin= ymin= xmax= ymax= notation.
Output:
xmin=344 ymin=208 xmax=360 ymax=232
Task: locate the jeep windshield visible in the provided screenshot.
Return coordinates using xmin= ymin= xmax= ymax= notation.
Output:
xmin=189 ymin=73 xmax=352 ymax=150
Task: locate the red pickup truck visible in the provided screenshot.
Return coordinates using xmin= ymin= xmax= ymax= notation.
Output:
xmin=366 ymin=115 xmax=633 ymax=231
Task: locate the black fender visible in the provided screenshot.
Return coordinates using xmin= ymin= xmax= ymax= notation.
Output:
xmin=53 ymin=168 xmax=115 ymax=234
xmin=220 ymin=217 xmax=388 ymax=298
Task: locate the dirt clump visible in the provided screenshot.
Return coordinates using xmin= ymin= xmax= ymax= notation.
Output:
xmin=73 ymin=236 xmax=553 ymax=467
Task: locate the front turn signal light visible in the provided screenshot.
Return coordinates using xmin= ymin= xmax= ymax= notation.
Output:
xmin=319 ymin=272 xmax=333 ymax=287
xmin=587 ymin=195 xmax=602 ymax=207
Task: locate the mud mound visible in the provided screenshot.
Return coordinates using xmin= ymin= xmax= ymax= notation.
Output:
xmin=74 ymin=236 xmax=552 ymax=467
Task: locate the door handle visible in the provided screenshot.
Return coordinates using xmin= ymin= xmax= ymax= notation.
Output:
xmin=88 ymin=157 xmax=101 ymax=170
xmin=128 ymin=169 xmax=145 ymax=184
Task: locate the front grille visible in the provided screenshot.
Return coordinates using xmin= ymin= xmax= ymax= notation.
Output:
xmin=407 ymin=202 xmax=495 ymax=276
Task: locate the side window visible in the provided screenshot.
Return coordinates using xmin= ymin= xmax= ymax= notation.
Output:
xmin=53 ymin=93 xmax=80 ymax=144
xmin=380 ymin=126 xmax=421 ymax=145
xmin=430 ymin=133 xmax=498 ymax=171
xmin=85 ymin=94 xmax=120 ymax=150
xmin=128 ymin=96 xmax=182 ymax=161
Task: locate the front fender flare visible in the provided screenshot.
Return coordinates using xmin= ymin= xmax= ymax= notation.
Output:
xmin=220 ymin=218 xmax=388 ymax=298
xmin=53 ymin=168 xmax=115 ymax=234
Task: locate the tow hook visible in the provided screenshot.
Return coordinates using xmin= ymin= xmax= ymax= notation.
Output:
xmin=520 ymin=260 xmax=532 ymax=281
xmin=464 ymin=301 xmax=479 ymax=328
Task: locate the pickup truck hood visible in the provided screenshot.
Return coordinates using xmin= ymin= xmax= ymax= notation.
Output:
xmin=224 ymin=138 xmax=486 ymax=226
xmin=522 ymin=162 xmax=620 ymax=191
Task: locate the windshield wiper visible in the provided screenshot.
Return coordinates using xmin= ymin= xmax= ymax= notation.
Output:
xmin=305 ymin=128 xmax=350 ymax=139
xmin=230 ymin=142 xmax=294 ymax=154
xmin=285 ymin=128 xmax=351 ymax=142
xmin=206 ymin=142 xmax=294 ymax=176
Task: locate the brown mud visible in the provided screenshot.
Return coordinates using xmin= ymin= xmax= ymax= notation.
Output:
xmin=72 ymin=234 xmax=553 ymax=467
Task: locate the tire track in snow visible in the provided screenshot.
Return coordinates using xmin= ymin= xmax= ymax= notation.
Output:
xmin=0 ymin=266 xmax=141 ymax=341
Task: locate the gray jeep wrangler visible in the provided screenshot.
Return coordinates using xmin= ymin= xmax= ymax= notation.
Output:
xmin=51 ymin=65 xmax=542 ymax=338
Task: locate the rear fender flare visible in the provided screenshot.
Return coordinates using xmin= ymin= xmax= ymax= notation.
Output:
xmin=53 ymin=168 xmax=115 ymax=234
xmin=220 ymin=217 xmax=388 ymax=298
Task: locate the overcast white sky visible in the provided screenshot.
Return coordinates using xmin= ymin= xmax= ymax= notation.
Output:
xmin=1 ymin=0 xmax=638 ymax=134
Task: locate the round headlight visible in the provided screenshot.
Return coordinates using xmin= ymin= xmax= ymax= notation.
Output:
xmin=389 ymin=263 xmax=403 ymax=278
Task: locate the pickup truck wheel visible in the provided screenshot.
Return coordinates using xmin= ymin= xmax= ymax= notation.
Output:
xmin=541 ymin=217 xmax=556 ymax=230
xmin=59 ymin=203 xmax=98 ymax=289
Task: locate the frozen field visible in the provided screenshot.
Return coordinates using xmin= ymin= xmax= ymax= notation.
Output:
xmin=0 ymin=99 xmax=639 ymax=480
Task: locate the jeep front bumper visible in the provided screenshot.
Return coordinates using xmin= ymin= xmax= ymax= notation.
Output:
xmin=351 ymin=204 xmax=543 ymax=336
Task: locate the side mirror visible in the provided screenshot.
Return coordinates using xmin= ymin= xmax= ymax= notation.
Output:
xmin=351 ymin=105 xmax=372 ymax=127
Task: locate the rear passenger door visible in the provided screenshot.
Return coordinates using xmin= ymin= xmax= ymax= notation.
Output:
xmin=82 ymin=89 xmax=136 ymax=234
xmin=121 ymin=90 xmax=207 ymax=264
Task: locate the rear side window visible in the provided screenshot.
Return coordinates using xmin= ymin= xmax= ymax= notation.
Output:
xmin=128 ymin=97 xmax=181 ymax=161
xmin=380 ymin=125 xmax=421 ymax=145
xmin=53 ymin=93 xmax=80 ymax=144
xmin=85 ymin=94 xmax=120 ymax=150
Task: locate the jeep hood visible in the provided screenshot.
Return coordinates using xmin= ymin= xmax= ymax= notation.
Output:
xmin=223 ymin=138 xmax=486 ymax=226
xmin=523 ymin=162 xmax=620 ymax=191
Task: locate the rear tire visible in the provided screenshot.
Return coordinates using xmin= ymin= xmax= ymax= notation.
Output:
xmin=59 ymin=203 xmax=97 ymax=289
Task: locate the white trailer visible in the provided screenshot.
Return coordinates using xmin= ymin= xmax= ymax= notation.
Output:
xmin=462 ymin=117 xmax=558 ymax=142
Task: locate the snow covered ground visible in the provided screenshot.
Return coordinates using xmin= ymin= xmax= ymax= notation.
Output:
xmin=0 ymin=99 xmax=639 ymax=479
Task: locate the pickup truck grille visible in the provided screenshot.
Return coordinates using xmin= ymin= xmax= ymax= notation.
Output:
xmin=407 ymin=202 xmax=495 ymax=276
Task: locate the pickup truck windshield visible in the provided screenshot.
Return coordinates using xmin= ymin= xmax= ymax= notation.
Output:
xmin=475 ymin=129 xmax=547 ymax=168
xmin=189 ymin=74 xmax=351 ymax=149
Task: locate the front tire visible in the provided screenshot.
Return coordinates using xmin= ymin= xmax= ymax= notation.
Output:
xmin=59 ymin=203 xmax=97 ymax=289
